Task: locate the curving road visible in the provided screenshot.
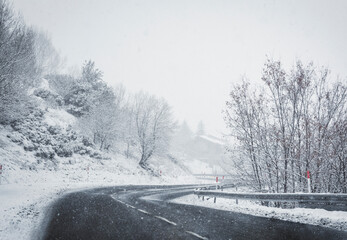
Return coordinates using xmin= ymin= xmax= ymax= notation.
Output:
xmin=37 ymin=185 xmax=347 ymax=240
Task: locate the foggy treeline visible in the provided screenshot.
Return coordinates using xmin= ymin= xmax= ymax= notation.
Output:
xmin=224 ymin=59 xmax=346 ymax=193
xmin=48 ymin=61 xmax=176 ymax=168
xmin=0 ymin=0 xmax=176 ymax=168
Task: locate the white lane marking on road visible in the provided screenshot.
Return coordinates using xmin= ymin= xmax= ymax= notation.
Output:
xmin=185 ymin=231 xmax=209 ymax=240
xmin=155 ymin=216 xmax=177 ymax=226
xmin=126 ymin=204 xmax=136 ymax=209
xmin=111 ymin=190 xmax=208 ymax=239
xmin=110 ymin=195 xmax=125 ymax=204
xmin=111 ymin=195 xmax=137 ymax=210
xmin=137 ymin=209 xmax=150 ymax=214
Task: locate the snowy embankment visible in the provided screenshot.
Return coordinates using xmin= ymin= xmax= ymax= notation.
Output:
xmin=171 ymin=192 xmax=347 ymax=232
xmin=0 ymin=169 xmax=197 ymax=240
xmin=0 ymin=124 xmax=197 ymax=239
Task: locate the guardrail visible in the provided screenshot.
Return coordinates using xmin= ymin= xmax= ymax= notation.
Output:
xmin=194 ymin=190 xmax=347 ymax=210
xmin=196 ymin=183 xmax=236 ymax=191
xmin=194 ymin=191 xmax=347 ymax=203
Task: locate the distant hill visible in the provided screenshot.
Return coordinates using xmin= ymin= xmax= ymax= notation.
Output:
xmin=170 ymin=130 xmax=228 ymax=174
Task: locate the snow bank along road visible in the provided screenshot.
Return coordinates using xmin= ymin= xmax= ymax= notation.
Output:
xmin=37 ymin=185 xmax=347 ymax=240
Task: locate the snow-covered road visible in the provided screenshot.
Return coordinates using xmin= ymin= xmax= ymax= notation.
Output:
xmin=40 ymin=185 xmax=347 ymax=240
xmin=0 ymin=174 xmax=197 ymax=239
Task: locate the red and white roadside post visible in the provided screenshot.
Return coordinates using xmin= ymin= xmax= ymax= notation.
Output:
xmin=214 ymin=176 xmax=219 ymax=203
xmin=0 ymin=164 xmax=2 ymax=185
xmin=307 ymin=170 xmax=311 ymax=193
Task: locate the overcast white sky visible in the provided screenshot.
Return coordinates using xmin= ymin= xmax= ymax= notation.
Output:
xmin=12 ymin=0 xmax=347 ymax=136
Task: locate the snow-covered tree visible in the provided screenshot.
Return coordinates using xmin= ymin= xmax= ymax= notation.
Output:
xmin=64 ymin=61 xmax=107 ymax=117
xmin=132 ymin=92 xmax=176 ymax=168
xmin=77 ymin=80 xmax=126 ymax=150
xmin=81 ymin=60 xmax=103 ymax=85
xmin=0 ymin=0 xmax=66 ymax=123
xmin=0 ymin=0 xmax=39 ymax=123
xmin=33 ymin=31 xmax=64 ymax=76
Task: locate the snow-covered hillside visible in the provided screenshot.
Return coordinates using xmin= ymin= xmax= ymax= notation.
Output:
xmin=0 ymin=77 xmax=235 ymax=239
xmin=0 ymin=79 xmax=198 ymax=238
xmin=171 ymin=129 xmax=229 ymax=175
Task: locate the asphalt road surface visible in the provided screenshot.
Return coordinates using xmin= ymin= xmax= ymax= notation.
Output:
xmin=37 ymin=185 xmax=347 ymax=240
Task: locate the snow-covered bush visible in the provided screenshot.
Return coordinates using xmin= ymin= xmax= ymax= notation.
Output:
xmin=7 ymin=132 xmax=25 ymax=143
xmin=64 ymin=87 xmax=91 ymax=117
xmin=35 ymin=145 xmax=55 ymax=159
xmin=54 ymin=144 xmax=73 ymax=157
xmin=47 ymin=125 xmax=61 ymax=135
xmin=89 ymin=150 xmax=102 ymax=159
xmin=23 ymin=139 xmax=36 ymax=151
xmin=33 ymin=89 xmax=64 ymax=106
xmin=82 ymin=137 xmax=94 ymax=147
xmin=7 ymin=106 xmax=107 ymax=161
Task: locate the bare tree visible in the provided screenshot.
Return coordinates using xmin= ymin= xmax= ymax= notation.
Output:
xmin=33 ymin=30 xmax=64 ymax=75
xmin=0 ymin=0 xmax=40 ymax=123
xmin=133 ymin=92 xmax=176 ymax=168
xmin=0 ymin=0 xmax=64 ymax=123
xmin=224 ymin=79 xmax=264 ymax=191
xmin=224 ymin=58 xmax=346 ymax=193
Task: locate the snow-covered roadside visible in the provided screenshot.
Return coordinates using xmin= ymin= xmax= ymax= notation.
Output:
xmin=0 ymin=173 xmax=198 ymax=240
xmin=0 ymin=182 xmax=69 ymax=240
xmin=0 ymin=121 xmax=201 ymax=239
xmin=171 ymin=194 xmax=347 ymax=232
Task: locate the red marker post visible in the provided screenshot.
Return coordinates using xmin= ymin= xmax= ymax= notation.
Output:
xmin=307 ymin=170 xmax=311 ymax=193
